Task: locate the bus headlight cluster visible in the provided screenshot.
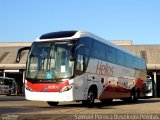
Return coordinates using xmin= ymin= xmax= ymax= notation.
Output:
xmin=60 ymin=84 xmax=73 ymax=93
xmin=26 ymin=85 xmax=33 ymax=92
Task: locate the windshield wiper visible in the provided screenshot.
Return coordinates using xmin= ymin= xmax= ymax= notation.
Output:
xmin=34 ymin=69 xmax=41 ymax=80
xmin=34 ymin=57 xmax=45 ymax=80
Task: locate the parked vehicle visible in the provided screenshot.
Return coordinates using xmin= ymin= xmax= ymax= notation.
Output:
xmin=146 ymin=76 xmax=153 ymax=97
xmin=0 ymin=77 xmax=16 ymax=95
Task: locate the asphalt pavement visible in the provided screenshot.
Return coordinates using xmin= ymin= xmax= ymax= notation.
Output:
xmin=0 ymin=95 xmax=160 ymax=120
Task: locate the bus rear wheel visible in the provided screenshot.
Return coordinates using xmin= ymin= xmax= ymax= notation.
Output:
xmin=47 ymin=101 xmax=59 ymax=106
xmin=130 ymin=89 xmax=139 ymax=102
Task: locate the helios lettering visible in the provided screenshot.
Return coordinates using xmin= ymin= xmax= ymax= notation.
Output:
xmin=96 ymin=61 xmax=113 ymax=77
xmin=48 ymin=85 xmax=59 ymax=89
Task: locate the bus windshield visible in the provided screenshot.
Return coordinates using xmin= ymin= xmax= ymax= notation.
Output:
xmin=26 ymin=41 xmax=75 ymax=81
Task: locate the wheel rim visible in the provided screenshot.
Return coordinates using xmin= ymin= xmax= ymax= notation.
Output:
xmin=131 ymin=94 xmax=134 ymax=101
xmin=88 ymin=92 xmax=94 ymax=104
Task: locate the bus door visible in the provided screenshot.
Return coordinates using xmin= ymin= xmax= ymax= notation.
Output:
xmin=74 ymin=74 xmax=88 ymax=100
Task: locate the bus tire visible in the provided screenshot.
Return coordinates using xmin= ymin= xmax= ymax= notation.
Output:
xmin=82 ymin=89 xmax=95 ymax=108
xmin=130 ymin=89 xmax=139 ymax=103
xmin=47 ymin=101 xmax=59 ymax=106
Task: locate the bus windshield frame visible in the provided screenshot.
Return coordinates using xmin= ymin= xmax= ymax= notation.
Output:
xmin=26 ymin=40 xmax=76 ymax=82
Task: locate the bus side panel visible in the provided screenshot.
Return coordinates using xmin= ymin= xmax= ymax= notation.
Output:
xmin=86 ymin=59 xmax=143 ymax=100
xmin=136 ymin=71 xmax=147 ymax=97
xmin=73 ymin=73 xmax=104 ymax=101
xmin=99 ymin=77 xmax=134 ymax=100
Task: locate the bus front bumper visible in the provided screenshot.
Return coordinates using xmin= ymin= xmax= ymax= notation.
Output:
xmin=25 ymin=88 xmax=74 ymax=102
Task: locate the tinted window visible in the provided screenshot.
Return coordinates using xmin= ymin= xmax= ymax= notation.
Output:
xmin=133 ymin=57 xmax=138 ymax=69
xmin=79 ymin=37 xmax=92 ymax=48
xmin=106 ymin=46 xmax=116 ymax=63
xmin=116 ymin=50 xmax=124 ymax=66
xmin=92 ymin=41 xmax=105 ymax=60
xmin=141 ymin=59 xmax=146 ymax=69
xmin=137 ymin=58 xmax=142 ymax=69
xmin=79 ymin=37 xmax=92 ymax=56
xmin=124 ymin=53 xmax=132 ymax=68
xmin=76 ymin=37 xmax=93 ymax=73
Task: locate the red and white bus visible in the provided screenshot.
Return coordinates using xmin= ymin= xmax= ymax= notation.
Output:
xmin=16 ymin=31 xmax=147 ymax=107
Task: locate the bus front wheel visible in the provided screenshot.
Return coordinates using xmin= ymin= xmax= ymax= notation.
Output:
xmin=82 ymin=90 xmax=95 ymax=107
xmin=47 ymin=101 xmax=59 ymax=106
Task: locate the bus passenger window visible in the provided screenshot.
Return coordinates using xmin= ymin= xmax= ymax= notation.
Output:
xmin=76 ymin=54 xmax=84 ymax=71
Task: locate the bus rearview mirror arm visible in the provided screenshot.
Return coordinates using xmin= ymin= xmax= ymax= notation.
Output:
xmin=16 ymin=47 xmax=31 ymax=63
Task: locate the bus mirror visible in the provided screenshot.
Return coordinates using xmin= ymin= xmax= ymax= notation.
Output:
xmin=16 ymin=53 xmax=20 ymax=63
xmin=16 ymin=47 xmax=31 ymax=63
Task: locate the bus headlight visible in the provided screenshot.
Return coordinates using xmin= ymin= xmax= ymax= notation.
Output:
xmin=26 ymin=85 xmax=33 ymax=92
xmin=60 ymin=84 xmax=73 ymax=93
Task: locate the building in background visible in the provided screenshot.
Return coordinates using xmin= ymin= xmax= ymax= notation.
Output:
xmin=0 ymin=43 xmax=31 ymax=94
xmin=110 ymin=40 xmax=133 ymax=45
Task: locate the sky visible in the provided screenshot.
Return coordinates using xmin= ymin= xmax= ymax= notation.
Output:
xmin=0 ymin=0 xmax=160 ymax=44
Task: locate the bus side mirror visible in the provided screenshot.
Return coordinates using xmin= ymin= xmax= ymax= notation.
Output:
xmin=16 ymin=47 xmax=31 ymax=63
xmin=69 ymin=44 xmax=84 ymax=61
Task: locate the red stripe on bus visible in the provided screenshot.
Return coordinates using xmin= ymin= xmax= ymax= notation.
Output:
xmin=26 ymin=80 xmax=69 ymax=92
